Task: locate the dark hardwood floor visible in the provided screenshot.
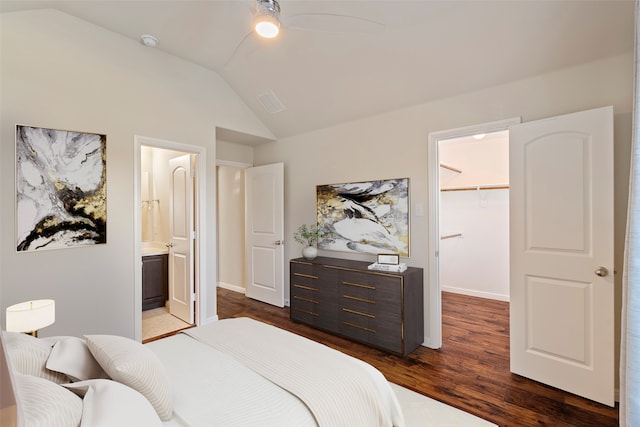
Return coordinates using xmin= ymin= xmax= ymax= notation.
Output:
xmin=215 ymin=288 xmax=618 ymax=427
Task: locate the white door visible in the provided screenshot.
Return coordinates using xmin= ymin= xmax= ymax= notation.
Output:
xmin=168 ymin=154 xmax=195 ymax=324
xmin=509 ymin=106 xmax=614 ymax=406
xmin=245 ymin=163 xmax=284 ymax=307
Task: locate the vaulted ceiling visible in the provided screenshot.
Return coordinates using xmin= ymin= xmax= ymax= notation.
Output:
xmin=1 ymin=1 xmax=634 ymax=139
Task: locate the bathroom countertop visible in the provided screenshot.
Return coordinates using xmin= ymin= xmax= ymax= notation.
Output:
xmin=141 ymin=242 xmax=169 ymax=256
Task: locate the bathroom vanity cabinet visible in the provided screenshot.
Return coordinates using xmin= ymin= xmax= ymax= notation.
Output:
xmin=142 ymin=254 xmax=168 ymax=311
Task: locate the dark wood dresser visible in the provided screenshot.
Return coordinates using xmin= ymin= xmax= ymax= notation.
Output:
xmin=290 ymin=256 xmax=424 ymax=356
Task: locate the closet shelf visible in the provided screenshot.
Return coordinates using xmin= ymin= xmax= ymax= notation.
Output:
xmin=441 ymin=184 xmax=509 ymax=192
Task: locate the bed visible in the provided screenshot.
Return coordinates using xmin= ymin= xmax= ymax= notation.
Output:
xmin=2 ymin=317 xmax=405 ymax=427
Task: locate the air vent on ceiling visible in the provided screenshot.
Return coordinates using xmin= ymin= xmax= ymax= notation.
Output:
xmin=257 ymin=90 xmax=287 ymax=114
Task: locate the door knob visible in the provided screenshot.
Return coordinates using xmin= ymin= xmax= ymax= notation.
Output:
xmin=274 ymin=240 xmax=284 ymax=246
xmin=594 ymin=266 xmax=609 ymax=277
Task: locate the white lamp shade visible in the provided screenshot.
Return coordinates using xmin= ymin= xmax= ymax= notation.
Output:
xmin=6 ymin=299 xmax=55 ymax=333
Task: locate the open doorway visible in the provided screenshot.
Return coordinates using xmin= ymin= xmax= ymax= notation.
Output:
xmin=216 ymin=162 xmax=250 ymax=295
xmin=140 ymin=146 xmax=194 ymax=341
xmin=438 ymin=131 xmax=510 ymax=301
xmin=426 ymin=117 xmax=520 ymax=349
xmin=134 ymin=136 xmax=205 ymax=343
xmin=215 ymin=161 xmax=286 ymax=307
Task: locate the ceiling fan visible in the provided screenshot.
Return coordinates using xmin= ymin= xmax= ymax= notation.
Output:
xmin=223 ymin=0 xmax=385 ymax=68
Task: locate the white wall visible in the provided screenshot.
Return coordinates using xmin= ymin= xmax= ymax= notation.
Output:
xmin=217 ymin=166 xmax=246 ymax=292
xmin=217 ymin=140 xmax=254 ymax=165
xmin=0 ymin=9 xmax=273 ymax=338
xmin=439 ymin=133 xmax=510 ymax=300
xmin=439 ymin=132 xmax=509 ymax=189
xmin=440 ymin=189 xmax=509 ymax=300
xmin=253 ymin=52 xmax=633 ymax=349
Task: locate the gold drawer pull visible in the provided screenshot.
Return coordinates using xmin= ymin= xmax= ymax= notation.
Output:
xmin=294 ymin=272 xmax=318 ymax=279
xmin=342 ymin=281 xmax=375 ymax=290
xmin=293 ymin=308 xmax=319 ymax=317
xmin=343 ymin=321 xmax=376 ymax=333
xmin=343 ymin=294 xmax=376 ymax=304
xmin=293 ymin=284 xmax=318 ymax=291
xmin=294 ymin=296 xmax=319 ymax=304
xmin=342 ymin=307 xmax=375 ymax=319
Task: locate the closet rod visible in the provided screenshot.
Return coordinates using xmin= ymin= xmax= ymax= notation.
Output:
xmin=440 ymin=233 xmax=462 ymax=240
xmin=441 ymin=185 xmax=509 ymax=192
xmin=439 ymin=163 xmax=462 ymax=174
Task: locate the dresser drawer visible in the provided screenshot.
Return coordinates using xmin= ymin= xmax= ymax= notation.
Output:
xmin=340 ymin=274 xmax=402 ymax=315
xmin=291 ymin=305 xmax=322 ymax=326
xmin=290 ymin=260 xmax=321 ymax=276
xmin=291 ymin=293 xmax=320 ymax=312
xmin=291 ymin=280 xmax=320 ymax=299
xmin=339 ymin=310 xmax=403 ymax=354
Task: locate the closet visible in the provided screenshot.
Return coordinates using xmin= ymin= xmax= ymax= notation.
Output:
xmin=438 ymin=131 xmax=510 ymax=301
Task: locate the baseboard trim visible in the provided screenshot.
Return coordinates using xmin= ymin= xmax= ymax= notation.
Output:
xmin=441 ymin=286 xmax=510 ymax=302
xmin=217 ymin=282 xmax=245 ymax=294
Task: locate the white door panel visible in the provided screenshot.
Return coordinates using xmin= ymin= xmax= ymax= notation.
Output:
xmin=252 ymin=247 xmax=277 ymax=290
xmin=510 ymin=106 xmax=614 ymax=406
xmin=169 ymin=154 xmax=195 ymax=324
xmin=525 ymin=134 xmax=588 ymax=252
xmin=245 ymin=163 xmax=284 ymax=307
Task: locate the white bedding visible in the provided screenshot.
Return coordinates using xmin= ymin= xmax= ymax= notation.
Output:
xmin=147 ymin=333 xmax=316 ymax=427
xmin=2 ymin=317 xmax=404 ymax=426
xmin=147 ymin=317 xmax=405 ymax=427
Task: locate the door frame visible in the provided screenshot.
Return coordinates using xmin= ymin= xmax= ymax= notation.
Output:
xmin=134 ymin=135 xmax=207 ymax=341
xmin=426 ymin=117 xmax=520 ymax=349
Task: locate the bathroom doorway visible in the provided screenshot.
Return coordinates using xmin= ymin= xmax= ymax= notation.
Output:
xmin=134 ymin=136 xmax=205 ymax=342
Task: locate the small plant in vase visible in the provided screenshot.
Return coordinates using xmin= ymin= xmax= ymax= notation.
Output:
xmin=294 ymin=223 xmax=321 ymax=260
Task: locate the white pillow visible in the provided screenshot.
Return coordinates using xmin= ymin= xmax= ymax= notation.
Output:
xmin=15 ymin=373 xmax=82 ymax=427
xmin=46 ymin=336 xmax=108 ymax=381
xmin=63 ymin=379 xmax=163 ymax=427
xmin=85 ymin=334 xmax=173 ymax=420
xmin=2 ymin=331 xmax=68 ymax=384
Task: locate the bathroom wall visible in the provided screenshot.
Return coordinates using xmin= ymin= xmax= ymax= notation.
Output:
xmin=141 ymin=146 xmax=190 ymax=244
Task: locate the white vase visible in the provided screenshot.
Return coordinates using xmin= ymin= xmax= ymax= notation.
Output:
xmin=302 ymin=246 xmax=318 ymax=260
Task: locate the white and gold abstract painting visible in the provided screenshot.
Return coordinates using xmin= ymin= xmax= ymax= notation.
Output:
xmin=317 ymin=178 xmax=409 ymax=257
xmin=16 ymin=125 xmax=106 ymax=252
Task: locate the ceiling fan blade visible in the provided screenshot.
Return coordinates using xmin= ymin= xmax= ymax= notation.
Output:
xmin=284 ymin=13 xmax=385 ymax=34
xmin=223 ymin=30 xmax=260 ymax=69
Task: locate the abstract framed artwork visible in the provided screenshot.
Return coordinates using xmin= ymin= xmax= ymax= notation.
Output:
xmin=16 ymin=125 xmax=107 ymax=252
xmin=317 ymin=178 xmax=409 ymax=257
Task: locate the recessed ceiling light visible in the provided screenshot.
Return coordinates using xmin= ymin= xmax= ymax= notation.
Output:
xmin=141 ymin=35 xmax=158 ymax=48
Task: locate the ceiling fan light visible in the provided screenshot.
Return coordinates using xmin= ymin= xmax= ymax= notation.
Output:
xmin=254 ymin=0 xmax=281 ymax=38
xmin=255 ymin=14 xmax=280 ymax=38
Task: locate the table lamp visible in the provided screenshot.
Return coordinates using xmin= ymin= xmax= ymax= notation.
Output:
xmin=6 ymin=299 xmax=55 ymax=337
